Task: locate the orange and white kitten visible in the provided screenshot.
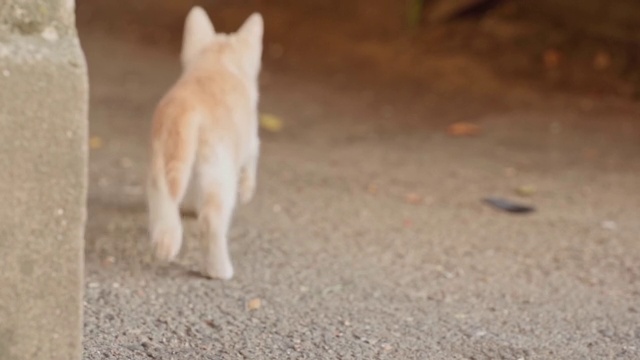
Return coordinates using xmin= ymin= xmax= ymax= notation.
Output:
xmin=147 ymin=7 xmax=263 ymax=279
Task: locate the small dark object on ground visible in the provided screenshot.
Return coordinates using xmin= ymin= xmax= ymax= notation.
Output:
xmin=483 ymin=197 xmax=535 ymax=214
xmin=427 ymin=0 xmax=501 ymax=24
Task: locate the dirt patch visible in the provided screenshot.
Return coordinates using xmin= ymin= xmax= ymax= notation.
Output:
xmin=81 ymin=29 xmax=640 ymax=358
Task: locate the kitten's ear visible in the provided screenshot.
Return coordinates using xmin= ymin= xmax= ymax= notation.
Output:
xmin=181 ymin=6 xmax=215 ymax=68
xmin=237 ymin=13 xmax=263 ymax=76
xmin=238 ymin=13 xmax=264 ymax=44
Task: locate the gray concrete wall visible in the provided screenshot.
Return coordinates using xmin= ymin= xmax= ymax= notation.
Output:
xmin=0 ymin=1 xmax=88 ymax=359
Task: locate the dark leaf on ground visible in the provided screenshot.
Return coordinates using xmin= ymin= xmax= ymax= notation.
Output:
xmin=483 ymin=197 xmax=535 ymax=214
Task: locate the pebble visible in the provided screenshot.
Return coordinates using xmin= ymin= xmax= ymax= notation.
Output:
xmin=247 ymin=298 xmax=262 ymax=311
xmin=601 ymin=220 xmax=617 ymax=231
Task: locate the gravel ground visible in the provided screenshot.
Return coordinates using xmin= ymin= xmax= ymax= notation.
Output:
xmin=81 ymin=28 xmax=640 ymax=359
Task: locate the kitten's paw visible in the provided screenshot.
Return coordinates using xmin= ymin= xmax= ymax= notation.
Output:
xmin=239 ymin=168 xmax=256 ymax=204
xmin=239 ymin=186 xmax=255 ymax=204
xmin=204 ymin=258 xmax=234 ymax=280
xmin=152 ymin=226 xmax=182 ymax=261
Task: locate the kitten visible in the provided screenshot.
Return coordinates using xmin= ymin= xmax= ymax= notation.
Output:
xmin=147 ymin=7 xmax=263 ymax=279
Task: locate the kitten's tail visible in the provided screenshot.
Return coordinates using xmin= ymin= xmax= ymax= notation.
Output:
xmin=147 ymin=108 xmax=200 ymax=261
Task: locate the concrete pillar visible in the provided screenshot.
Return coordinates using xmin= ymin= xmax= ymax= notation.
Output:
xmin=0 ymin=1 xmax=87 ymax=359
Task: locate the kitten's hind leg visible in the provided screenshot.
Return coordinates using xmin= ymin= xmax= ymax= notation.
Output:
xmin=197 ymin=148 xmax=237 ymax=280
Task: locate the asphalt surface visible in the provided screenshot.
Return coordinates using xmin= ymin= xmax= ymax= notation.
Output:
xmin=82 ymin=30 xmax=640 ymax=359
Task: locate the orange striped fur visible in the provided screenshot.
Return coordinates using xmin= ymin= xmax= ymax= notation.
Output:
xmin=147 ymin=7 xmax=263 ymax=279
